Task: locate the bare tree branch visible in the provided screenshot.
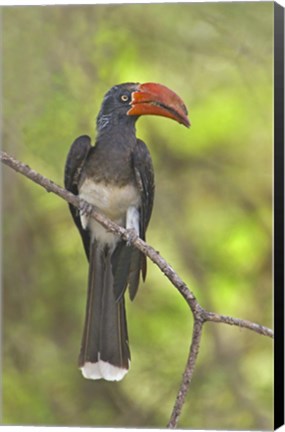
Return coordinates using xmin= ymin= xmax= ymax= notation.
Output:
xmin=204 ymin=311 xmax=273 ymax=338
xmin=167 ymin=317 xmax=204 ymax=428
xmin=1 ymin=150 xmax=274 ymax=428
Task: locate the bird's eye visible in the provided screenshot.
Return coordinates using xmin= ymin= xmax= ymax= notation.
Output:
xmin=120 ymin=94 xmax=129 ymax=102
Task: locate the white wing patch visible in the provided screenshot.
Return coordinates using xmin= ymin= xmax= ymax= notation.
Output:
xmin=126 ymin=206 xmax=140 ymax=235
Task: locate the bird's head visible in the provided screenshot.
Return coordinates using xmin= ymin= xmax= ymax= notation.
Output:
xmin=96 ymin=82 xmax=190 ymax=131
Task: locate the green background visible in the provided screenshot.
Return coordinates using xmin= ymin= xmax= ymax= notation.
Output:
xmin=2 ymin=3 xmax=273 ymax=429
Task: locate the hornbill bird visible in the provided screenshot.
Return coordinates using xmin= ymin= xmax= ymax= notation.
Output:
xmin=64 ymin=82 xmax=190 ymax=381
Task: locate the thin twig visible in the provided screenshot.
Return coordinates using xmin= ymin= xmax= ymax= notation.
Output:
xmin=204 ymin=311 xmax=273 ymax=338
xmin=1 ymin=150 xmax=274 ymax=428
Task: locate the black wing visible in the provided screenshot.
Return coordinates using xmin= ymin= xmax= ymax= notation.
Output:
xmin=133 ymin=138 xmax=155 ymax=241
xmin=64 ymin=135 xmax=92 ymax=260
xmin=127 ymin=138 xmax=155 ymax=300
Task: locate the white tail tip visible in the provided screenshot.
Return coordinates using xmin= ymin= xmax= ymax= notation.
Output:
xmin=81 ymin=360 xmax=129 ymax=381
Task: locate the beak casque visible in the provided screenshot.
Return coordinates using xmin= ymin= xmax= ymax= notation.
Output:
xmin=128 ymin=82 xmax=190 ymax=127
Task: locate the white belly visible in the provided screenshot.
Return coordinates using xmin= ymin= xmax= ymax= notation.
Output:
xmin=79 ymin=178 xmax=140 ymax=246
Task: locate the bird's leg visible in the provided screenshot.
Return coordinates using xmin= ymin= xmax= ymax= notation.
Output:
xmin=79 ymin=199 xmax=115 ymax=235
xmin=79 ymin=198 xmax=96 ymax=230
xmin=79 ymin=198 xmax=94 ymax=217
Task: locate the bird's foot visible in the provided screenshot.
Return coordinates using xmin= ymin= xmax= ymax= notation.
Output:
xmin=79 ymin=199 xmax=94 ymax=217
xmin=125 ymin=228 xmax=138 ymax=246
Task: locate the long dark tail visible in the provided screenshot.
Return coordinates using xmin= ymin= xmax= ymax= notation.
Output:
xmin=78 ymin=241 xmax=130 ymax=381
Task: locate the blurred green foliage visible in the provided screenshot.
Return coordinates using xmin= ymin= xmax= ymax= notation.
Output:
xmin=2 ymin=3 xmax=273 ymax=429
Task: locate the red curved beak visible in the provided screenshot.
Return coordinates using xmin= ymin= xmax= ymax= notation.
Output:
xmin=128 ymin=82 xmax=190 ymax=128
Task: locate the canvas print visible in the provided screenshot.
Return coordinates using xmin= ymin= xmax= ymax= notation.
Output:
xmin=2 ymin=2 xmax=275 ymax=429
